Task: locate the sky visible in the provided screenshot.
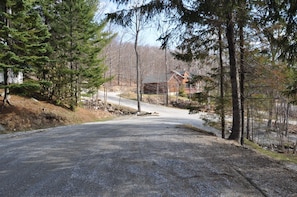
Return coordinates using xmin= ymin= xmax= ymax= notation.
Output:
xmin=99 ymin=0 xmax=162 ymax=47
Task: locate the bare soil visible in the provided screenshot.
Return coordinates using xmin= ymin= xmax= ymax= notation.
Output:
xmin=0 ymin=95 xmax=114 ymax=133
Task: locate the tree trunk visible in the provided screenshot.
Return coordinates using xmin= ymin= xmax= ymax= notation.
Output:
xmin=284 ymin=102 xmax=289 ymax=137
xmin=251 ymin=106 xmax=254 ymax=141
xmin=226 ymin=12 xmax=241 ymax=141
xmin=134 ymin=30 xmax=141 ymax=112
xmin=118 ymin=36 xmax=123 ymax=86
xmin=165 ymin=48 xmax=169 ymax=106
xmin=218 ymin=26 xmax=225 ymax=139
xmin=239 ymin=20 xmax=245 ymax=145
xmin=69 ymin=4 xmax=75 ymax=110
xmin=246 ymin=104 xmax=250 ymax=140
xmin=267 ymin=94 xmax=273 ymax=131
xmin=2 ymin=68 xmax=12 ymax=109
xmin=1 ymin=5 xmax=12 ymax=109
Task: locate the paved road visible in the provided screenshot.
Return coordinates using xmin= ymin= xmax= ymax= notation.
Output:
xmin=98 ymin=91 xmax=220 ymax=136
xmin=0 ymin=93 xmax=297 ymax=196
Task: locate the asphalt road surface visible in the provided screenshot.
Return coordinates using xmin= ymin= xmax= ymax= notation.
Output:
xmin=0 ymin=93 xmax=297 ymax=196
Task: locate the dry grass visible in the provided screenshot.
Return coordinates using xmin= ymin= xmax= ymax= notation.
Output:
xmin=0 ymin=95 xmax=113 ymax=134
xmin=244 ymin=139 xmax=297 ymax=164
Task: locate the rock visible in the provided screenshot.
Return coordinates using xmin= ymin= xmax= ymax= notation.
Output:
xmin=31 ymin=97 xmax=39 ymax=102
xmin=0 ymin=124 xmax=6 ymax=132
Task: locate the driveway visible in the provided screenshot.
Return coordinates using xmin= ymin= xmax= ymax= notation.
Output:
xmin=0 ymin=93 xmax=297 ymax=196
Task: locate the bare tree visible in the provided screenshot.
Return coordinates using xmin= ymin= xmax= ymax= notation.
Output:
xmin=133 ymin=7 xmax=142 ymax=112
xmin=104 ymin=40 xmax=190 ymax=95
xmin=108 ymin=0 xmax=152 ymax=112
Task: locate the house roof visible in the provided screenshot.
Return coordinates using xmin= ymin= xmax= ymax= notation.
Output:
xmin=143 ymin=70 xmax=190 ymax=84
xmin=143 ymin=73 xmax=173 ymax=83
xmin=175 ymin=70 xmax=192 ymax=78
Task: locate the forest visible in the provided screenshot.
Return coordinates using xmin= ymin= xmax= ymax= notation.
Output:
xmin=0 ymin=0 xmax=114 ymax=111
xmin=107 ymin=0 xmax=297 ymax=149
xmin=1 ymin=0 xmax=297 ymax=150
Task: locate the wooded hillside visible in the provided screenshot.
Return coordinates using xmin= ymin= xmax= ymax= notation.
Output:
xmin=103 ymin=40 xmax=212 ymax=87
xmin=0 ymin=0 xmax=113 ymax=110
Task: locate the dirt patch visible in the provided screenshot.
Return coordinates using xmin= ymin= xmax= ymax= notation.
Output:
xmin=202 ymin=136 xmax=297 ymax=196
xmin=0 ymin=95 xmax=113 ymax=133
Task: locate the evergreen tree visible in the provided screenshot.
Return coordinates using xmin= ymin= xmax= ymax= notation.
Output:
xmin=0 ymin=0 xmax=50 ymax=108
xmin=270 ymin=0 xmax=297 ymax=65
xmin=81 ymin=20 xmax=115 ymax=99
xmin=41 ymin=0 xmax=114 ymax=109
xmin=259 ymin=1 xmax=297 ymax=102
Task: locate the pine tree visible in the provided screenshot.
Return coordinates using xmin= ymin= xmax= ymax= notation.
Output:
xmin=0 ymin=0 xmax=50 ymax=109
xmin=80 ymin=14 xmax=115 ymax=102
xmin=41 ymin=0 xmax=114 ymax=110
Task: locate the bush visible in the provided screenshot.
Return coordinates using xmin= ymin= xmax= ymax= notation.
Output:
xmin=10 ymin=81 xmax=40 ymax=97
xmin=192 ymin=92 xmax=208 ymax=103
